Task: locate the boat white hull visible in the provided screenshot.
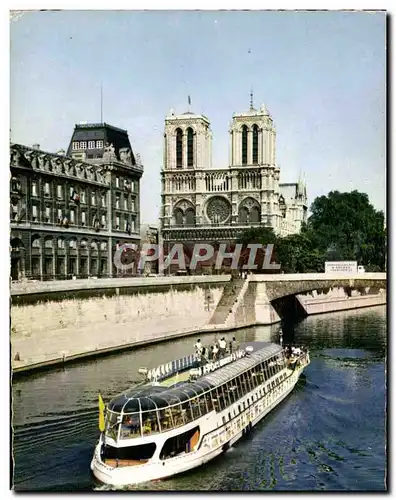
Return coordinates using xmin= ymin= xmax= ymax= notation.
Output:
xmin=91 ymin=364 xmax=306 ymax=487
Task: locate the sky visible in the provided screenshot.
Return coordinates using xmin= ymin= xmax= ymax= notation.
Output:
xmin=10 ymin=10 xmax=386 ymax=224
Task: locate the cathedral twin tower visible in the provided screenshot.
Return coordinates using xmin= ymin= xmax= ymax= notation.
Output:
xmin=160 ymin=100 xmax=307 ymax=248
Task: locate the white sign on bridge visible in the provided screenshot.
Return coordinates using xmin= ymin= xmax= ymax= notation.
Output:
xmin=325 ymin=261 xmax=357 ymax=274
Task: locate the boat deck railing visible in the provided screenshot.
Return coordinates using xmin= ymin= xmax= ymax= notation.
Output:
xmin=146 ymin=349 xmax=246 ymax=384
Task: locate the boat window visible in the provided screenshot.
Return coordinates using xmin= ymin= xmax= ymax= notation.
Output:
xmin=190 ymin=397 xmax=202 ymax=419
xmin=227 ymin=381 xmax=237 ymax=404
xmin=222 ymin=382 xmax=232 ymax=406
xmin=105 ymin=411 xmax=122 ymax=440
xmin=250 ymin=369 xmax=258 ymax=389
xmin=159 ymin=426 xmax=200 ymax=460
xmin=198 ymin=394 xmax=208 ymax=414
xmin=211 ymin=390 xmax=220 ymax=412
xmin=204 ymin=391 xmax=214 ymax=412
xmin=216 ymin=385 xmax=226 ymax=411
xmin=158 ymin=408 xmax=174 ymax=431
xmin=120 ymin=413 xmax=141 ymax=439
xmin=268 ymin=358 xmax=275 ymax=377
xmin=241 ymin=371 xmax=250 ymax=393
xmin=262 ymin=361 xmax=268 ymax=380
xmin=246 ymin=370 xmax=253 ymax=392
xmin=181 ymin=401 xmax=194 ymax=423
xmin=235 ymin=374 xmax=243 ymax=395
xmin=121 ymin=398 xmax=141 ymax=414
xmin=170 ymin=404 xmax=185 ymax=428
xmin=141 ymin=410 xmax=160 ymax=436
xmin=103 ymin=442 xmax=156 ymax=462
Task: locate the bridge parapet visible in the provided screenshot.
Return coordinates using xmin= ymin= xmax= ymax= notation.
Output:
xmin=250 ymin=273 xmax=386 ymax=301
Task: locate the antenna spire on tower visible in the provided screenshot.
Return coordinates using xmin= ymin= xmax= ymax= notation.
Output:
xmin=250 ymin=88 xmax=254 ymax=110
xmin=188 ymin=95 xmax=191 ymax=112
xmin=100 ymin=81 xmax=103 ymax=123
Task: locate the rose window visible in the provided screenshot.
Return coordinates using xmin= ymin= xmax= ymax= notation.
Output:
xmin=206 ymin=196 xmax=232 ymax=224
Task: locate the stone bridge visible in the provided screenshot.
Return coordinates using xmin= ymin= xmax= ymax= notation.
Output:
xmin=250 ymin=273 xmax=387 ymax=301
xmin=222 ymin=273 xmax=387 ymax=326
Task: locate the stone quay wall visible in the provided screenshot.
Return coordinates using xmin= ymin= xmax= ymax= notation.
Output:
xmin=11 ymin=276 xmax=229 ymax=372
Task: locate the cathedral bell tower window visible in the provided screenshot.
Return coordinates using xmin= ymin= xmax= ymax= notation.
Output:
xmin=252 ymin=125 xmax=259 ymax=165
xmin=242 ymin=125 xmax=248 ymax=165
xmin=176 ymin=128 xmax=183 ymax=168
xmin=187 ymin=127 xmax=194 ymax=167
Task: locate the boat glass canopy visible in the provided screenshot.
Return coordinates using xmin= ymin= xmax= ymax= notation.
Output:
xmin=107 ymin=342 xmax=282 ymax=414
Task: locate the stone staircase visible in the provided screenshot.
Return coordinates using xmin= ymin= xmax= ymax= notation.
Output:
xmin=232 ymin=281 xmax=257 ymax=327
xmin=225 ymin=278 xmax=250 ymax=326
xmin=208 ymin=278 xmax=245 ymax=325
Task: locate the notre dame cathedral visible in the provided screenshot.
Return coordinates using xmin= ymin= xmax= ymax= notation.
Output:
xmin=160 ymin=98 xmax=307 ymax=252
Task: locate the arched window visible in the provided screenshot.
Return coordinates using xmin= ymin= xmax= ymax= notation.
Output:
xmin=252 ymin=124 xmax=259 ymax=164
xmin=187 ymin=128 xmax=194 ymax=167
xmin=241 ymin=125 xmax=248 ymax=165
xmin=185 ymin=208 xmax=195 ymax=226
xmin=44 ymin=237 xmax=53 ymax=249
xmin=31 ymin=236 xmax=41 ymax=248
xmin=239 ymin=207 xmax=249 ymax=224
xmin=250 ymin=206 xmax=260 ymax=223
xmin=176 ymin=128 xmax=183 ymax=168
xmin=174 ymin=208 xmax=184 ymax=226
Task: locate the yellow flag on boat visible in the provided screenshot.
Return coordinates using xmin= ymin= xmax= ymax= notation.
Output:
xmin=98 ymin=393 xmax=106 ymax=432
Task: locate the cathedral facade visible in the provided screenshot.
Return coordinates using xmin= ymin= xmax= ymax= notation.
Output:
xmin=160 ymin=100 xmax=307 ymax=254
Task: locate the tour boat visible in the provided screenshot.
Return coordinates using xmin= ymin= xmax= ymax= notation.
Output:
xmin=90 ymin=341 xmax=310 ymax=487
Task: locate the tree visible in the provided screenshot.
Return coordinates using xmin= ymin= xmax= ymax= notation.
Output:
xmin=306 ymin=190 xmax=386 ymax=270
xmin=236 ymin=227 xmax=278 ymax=273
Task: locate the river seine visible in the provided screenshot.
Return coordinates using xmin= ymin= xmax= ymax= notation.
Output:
xmin=11 ymin=305 xmax=387 ymax=491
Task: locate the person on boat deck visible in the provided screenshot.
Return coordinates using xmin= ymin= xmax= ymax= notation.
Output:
xmin=219 ymin=337 xmax=227 ymax=357
xmin=212 ymin=343 xmax=219 ymax=361
xmin=229 ymin=336 xmax=238 ymax=353
xmin=194 ymin=339 xmax=202 ymax=353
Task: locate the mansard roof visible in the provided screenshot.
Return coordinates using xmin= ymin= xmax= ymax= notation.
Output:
xmin=66 ymin=122 xmax=137 ymax=165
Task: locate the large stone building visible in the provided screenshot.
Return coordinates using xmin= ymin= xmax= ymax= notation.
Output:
xmin=10 ymin=122 xmax=143 ymax=281
xmin=160 ymin=99 xmax=308 ymax=261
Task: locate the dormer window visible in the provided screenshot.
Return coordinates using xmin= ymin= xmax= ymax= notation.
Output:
xmin=96 ymin=140 xmax=104 ymax=148
xmin=88 ymin=140 xmax=95 ymax=149
xmin=72 ymin=142 xmax=79 ymax=150
xmin=80 ymin=141 xmax=87 ymax=150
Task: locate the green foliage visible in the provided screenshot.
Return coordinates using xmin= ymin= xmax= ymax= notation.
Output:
xmin=237 ymin=226 xmax=277 ymax=246
xmin=237 ymin=190 xmax=386 ymax=273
